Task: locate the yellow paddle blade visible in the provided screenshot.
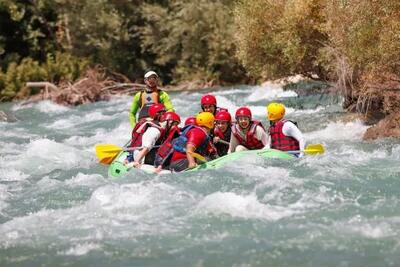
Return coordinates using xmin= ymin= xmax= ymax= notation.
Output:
xmin=188 ymin=151 xmax=207 ymax=163
xmin=99 ymin=156 xmax=117 ymax=165
xmin=304 ymin=144 xmax=325 ymax=155
xmin=95 ymin=144 xmax=123 ymax=162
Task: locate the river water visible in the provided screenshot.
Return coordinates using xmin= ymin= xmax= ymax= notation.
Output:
xmin=0 ymin=84 xmax=399 ymax=267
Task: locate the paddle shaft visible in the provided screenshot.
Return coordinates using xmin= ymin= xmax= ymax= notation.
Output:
xmin=217 ymin=139 xmax=230 ymax=145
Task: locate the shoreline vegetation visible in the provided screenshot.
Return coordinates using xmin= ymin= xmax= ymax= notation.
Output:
xmin=1 ymin=0 xmax=399 ymax=139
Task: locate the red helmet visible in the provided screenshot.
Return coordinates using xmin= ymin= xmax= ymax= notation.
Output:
xmin=184 ymin=116 xmax=197 ymax=126
xmin=235 ymin=107 xmax=252 ymax=120
xmin=215 ymin=111 xmax=231 ymax=122
xmin=148 ymin=103 xmax=166 ymax=119
xmin=161 ymin=111 xmax=181 ymax=123
xmin=201 ymin=94 xmax=217 ymax=106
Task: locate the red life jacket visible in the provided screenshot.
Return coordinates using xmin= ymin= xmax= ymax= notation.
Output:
xmin=213 ymin=127 xmax=226 ymax=139
xmin=269 ymin=120 xmax=300 ymax=151
xmin=213 ymin=126 xmax=231 ymax=156
xmin=154 ymin=126 xmax=181 ymax=167
xmin=231 ymin=120 xmax=265 ymax=150
xmin=129 ymin=120 xmax=165 ymax=149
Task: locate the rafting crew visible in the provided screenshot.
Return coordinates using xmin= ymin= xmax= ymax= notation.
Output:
xmin=123 ymin=81 xmax=307 ymax=171
xmin=212 ymin=110 xmax=232 ymax=156
xmin=129 ymin=71 xmax=174 ymax=128
xmin=266 ymin=102 xmax=305 ymax=157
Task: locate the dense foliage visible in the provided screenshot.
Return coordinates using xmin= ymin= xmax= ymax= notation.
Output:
xmin=234 ymin=0 xmax=399 ymax=94
xmin=0 ymin=0 xmax=399 ymax=102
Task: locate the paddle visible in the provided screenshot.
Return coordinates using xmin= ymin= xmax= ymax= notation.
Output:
xmin=217 ymin=139 xmax=230 ymax=145
xmin=188 ymin=151 xmax=207 ymax=163
xmin=288 ymin=144 xmax=325 ymax=155
xmin=95 ymin=143 xmax=138 ymax=165
xmin=95 ymin=143 xmax=162 ymax=165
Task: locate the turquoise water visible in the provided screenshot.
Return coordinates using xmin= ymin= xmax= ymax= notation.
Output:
xmin=1 ymin=85 xmax=400 ymax=267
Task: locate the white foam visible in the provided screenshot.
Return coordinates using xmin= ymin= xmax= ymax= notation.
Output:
xmin=295 ymin=106 xmax=326 ymax=114
xmin=0 ymin=184 xmax=10 ymax=213
xmin=392 ymin=145 xmax=400 ymax=159
xmin=59 ymin=242 xmax=102 ymax=256
xmin=46 ymin=111 xmax=119 ymax=130
xmin=215 ymin=95 xmax=237 ymax=114
xmin=214 ymin=88 xmax=253 ymax=96
xmin=12 ymin=100 xmax=70 ymax=113
xmin=196 ymin=192 xmax=296 ymax=221
xmin=247 ymin=84 xmax=297 ymax=102
xmin=335 ymin=215 xmax=396 ymax=239
xmin=305 ymin=120 xmax=369 ymax=141
xmin=64 ymin=122 xmax=130 ymax=147
xmin=65 ymin=173 xmax=105 ymax=187
xmin=88 ymin=182 xmax=177 ymax=211
xmin=0 ymin=169 xmax=30 ymax=182
xmin=7 ymin=139 xmax=92 ymax=175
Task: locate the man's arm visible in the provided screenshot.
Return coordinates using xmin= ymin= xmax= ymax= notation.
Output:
xmin=129 ymin=93 xmax=141 ymax=128
xmin=228 ymin=132 xmax=239 ymax=153
xmin=255 ymin=125 xmax=270 ymax=148
xmin=133 ymin=127 xmax=161 ymax=166
xmin=282 ymin=122 xmax=305 ymax=150
xmin=160 ymin=91 xmax=174 ymax=112
xmin=186 ymin=144 xmax=197 ymax=169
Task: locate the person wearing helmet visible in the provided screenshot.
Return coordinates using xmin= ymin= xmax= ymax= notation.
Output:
xmin=126 ymin=103 xmax=167 ymax=167
xmin=200 ymin=94 xmax=228 ymax=115
xmin=153 ymin=112 xmax=182 ymax=171
xmin=129 ymin=71 xmax=174 ymax=128
xmin=212 ymin=110 xmax=232 ymax=156
xmin=267 ymin=102 xmax=305 ymax=156
xmin=229 ymin=107 xmax=268 ymax=153
xmin=184 ymin=116 xmax=197 ymax=126
xmin=169 ymin=112 xmax=217 ymax=172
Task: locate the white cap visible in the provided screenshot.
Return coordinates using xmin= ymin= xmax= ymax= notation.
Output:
xmin=144 ymin=71 xmax=158 ymax=79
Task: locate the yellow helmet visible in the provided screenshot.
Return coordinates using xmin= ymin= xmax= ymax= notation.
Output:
xmin=196 ymin=112 xmax=215 ymax=129
xmin=267 ymin=102 xmax=285 ymax=121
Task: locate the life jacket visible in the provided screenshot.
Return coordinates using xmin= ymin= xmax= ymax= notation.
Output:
xmin=231 ymin=120 xmax=265 ymax=150
xmin=154 ymin=126 xmax=181 ymax=168
xmin=138 ymin=90 xmax=161 ymax=120
xmin=269 ymin=120 xmax=300 ymax=151
xmin=172 ymin=125 xmax=210 ymax=155
xmin=213 ymin=126 xmax=231 ymax=156
xmin=129 ymin=119 xmax=165 ymax=149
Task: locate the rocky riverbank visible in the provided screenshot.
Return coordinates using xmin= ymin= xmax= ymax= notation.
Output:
xmin=342 ymin=75 xmax=400 ymax=140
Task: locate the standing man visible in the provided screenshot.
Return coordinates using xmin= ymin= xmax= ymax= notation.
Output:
xmin=267 ymin=102 xmax=305 ymax=156
xmin=129 ymin=71 xmax=174 ymax=128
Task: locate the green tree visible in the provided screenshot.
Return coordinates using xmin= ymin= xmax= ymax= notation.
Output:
xmin=138 ymin=0 xmax=246 ymax=84
xmin=234 ymin=0 xmax=329 ymax=80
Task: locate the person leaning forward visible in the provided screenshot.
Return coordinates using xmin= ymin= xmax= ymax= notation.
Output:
xmin=129 ymin=71 xmax=174 ymax=128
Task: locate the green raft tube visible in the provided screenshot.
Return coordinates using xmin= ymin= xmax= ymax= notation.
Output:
xmin=108 ymin=149 xmax=295 ymax=178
